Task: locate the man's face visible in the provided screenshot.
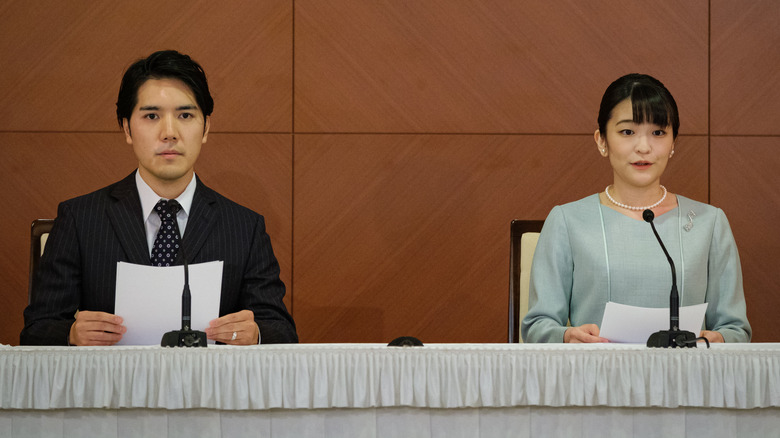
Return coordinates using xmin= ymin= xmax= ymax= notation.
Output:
xmin=123 ymin=78 xmax=209 ymax=192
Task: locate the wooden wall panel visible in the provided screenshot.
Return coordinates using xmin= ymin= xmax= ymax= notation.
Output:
xmin=295 ymin=0 xmax=709 ymax=134
xmin=292 ymin=134 xmax=707 ymax=343
xmin=188 ymin=133 xmax=293 ymax=306
xmin=711 ymin=1 xmax=780 ymax=135
xmin=0 ymin=0 xmax=292 ymax=133
xmin=710 ymin=0 xmax=780 ymax=342
xmin=1 ymin=1 xmax=777 ymax=345
xmin=665 ymin=136 xmax=710 ymax=204
xmin=0 ymin=0 xmax=294 ymax=345
xmin=711 ymin=137 xmax=780 ymax=343
xmin=0 ymin=133 xmax=135 ymax=345
xmin=0 ymin=133 xmax=292 ymax=345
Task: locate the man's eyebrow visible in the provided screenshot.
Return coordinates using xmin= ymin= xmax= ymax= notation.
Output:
xmin=137 ymin=105 xmax=199 ymax=111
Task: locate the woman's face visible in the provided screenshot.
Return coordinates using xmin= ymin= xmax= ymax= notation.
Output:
xmin=594 ymin=98 xmax=675 ymax=190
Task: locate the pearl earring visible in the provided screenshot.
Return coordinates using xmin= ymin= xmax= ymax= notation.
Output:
xmin=669 ymin=150 xmax=675 ymax=158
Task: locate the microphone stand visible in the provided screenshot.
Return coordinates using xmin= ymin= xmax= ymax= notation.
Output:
xmin=161 ymin=201 xmax=207 ymax=348
xmin=643 ymin=209 xmax=697 ymax=348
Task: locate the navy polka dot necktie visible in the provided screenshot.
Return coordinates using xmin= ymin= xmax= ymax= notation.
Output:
xmin=151 ymin=199 xmax=181 ymax=267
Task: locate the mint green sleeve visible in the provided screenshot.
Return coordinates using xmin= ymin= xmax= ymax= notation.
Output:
xmin=706 ymin=209 xmax=751 ymax=342
xmin=521 ymin=206 xmax=572 ymax=343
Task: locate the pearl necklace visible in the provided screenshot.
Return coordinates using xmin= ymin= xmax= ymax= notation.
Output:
xmin=605 ymin=185 xmax=667 ymax=211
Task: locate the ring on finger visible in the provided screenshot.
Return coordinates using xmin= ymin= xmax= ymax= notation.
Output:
xmin=231 ymin=331 xmax=237 ymax=341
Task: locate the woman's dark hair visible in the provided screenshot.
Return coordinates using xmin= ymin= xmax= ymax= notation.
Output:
xmin=597 ymin=73 xmax=679 ymax=139
xmin=116 ymin=50 xmax=214 ymax=128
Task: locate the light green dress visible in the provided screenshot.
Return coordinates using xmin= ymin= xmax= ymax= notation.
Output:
xmin=521 ymin=194 xmax=751 ymax=343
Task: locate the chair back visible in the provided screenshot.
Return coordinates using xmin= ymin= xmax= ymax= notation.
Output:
xmin=29 ymin=219 xmax=55 ymax=304
xmin=508 ymin=219 xmax=544 ymax=343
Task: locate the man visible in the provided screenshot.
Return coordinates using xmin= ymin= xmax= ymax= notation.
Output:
xmin=21 ymin=50 xmax=297 ymax=345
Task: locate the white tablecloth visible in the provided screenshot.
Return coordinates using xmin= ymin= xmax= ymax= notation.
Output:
xmin=2 ymin=343 xmax=779 ymax=410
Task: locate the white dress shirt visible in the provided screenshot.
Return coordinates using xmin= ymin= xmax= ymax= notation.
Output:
xmin=135 ymin=170 xmax=197 ymax=257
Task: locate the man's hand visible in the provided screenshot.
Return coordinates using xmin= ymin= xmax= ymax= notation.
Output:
xmin=564 ymin=324 xmax=609 ymax=343
xmin=205 ymin=310 xmax=259 ymax=345
xmin=68 ymin=311 xmax=126 ymax=346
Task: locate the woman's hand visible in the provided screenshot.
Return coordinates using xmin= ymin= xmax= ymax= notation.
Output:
xmin=699 ymin=330 xmax=724 ymax=343
xmin=564 ymin=324 xmax=610 ymax=343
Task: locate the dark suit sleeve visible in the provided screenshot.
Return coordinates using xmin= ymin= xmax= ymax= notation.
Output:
xmin=20 ymin=202 xmax=81 ymax=345
xmin=241 ymin=216 xmax=298 ymax=344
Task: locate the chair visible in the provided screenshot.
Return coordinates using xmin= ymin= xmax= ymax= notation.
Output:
xmin=29 ymin=219 xmax=55 ymax=304
xmin=508 ymin=219 xmax=544 ymax=343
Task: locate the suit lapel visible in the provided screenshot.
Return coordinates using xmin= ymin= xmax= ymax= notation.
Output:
xmin=181 ymin=178 xmax=217 ymax=264
xmin=107 ymin=173 xmax=151 ymax=265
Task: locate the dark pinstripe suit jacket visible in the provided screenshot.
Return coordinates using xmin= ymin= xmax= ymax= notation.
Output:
xmin=21 ymin=172 xmax=297 ymax=345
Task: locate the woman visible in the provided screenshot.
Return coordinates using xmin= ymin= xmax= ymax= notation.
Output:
xmin=521 ymin=73 xmax=751 ymax=344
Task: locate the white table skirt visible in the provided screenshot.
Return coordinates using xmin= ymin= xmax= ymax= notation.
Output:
xmin=2 ymin=343 xmax=779 ymax=411
xmin=3 ymin=406 xmax=780 ymax=438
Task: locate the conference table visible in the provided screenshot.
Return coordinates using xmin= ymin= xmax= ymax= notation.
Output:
xmin=1 ymin=343 xmax=779 ymax=437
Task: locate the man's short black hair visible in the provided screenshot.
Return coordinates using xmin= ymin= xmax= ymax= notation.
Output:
xmin=116 ymin=50 xmax=214 ymax=128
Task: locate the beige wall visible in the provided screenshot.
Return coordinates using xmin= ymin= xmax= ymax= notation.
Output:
xmin=1 ymin=0 xmax=777 ymax=345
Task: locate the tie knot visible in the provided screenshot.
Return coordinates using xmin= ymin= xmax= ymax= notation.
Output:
xmin=154 ymin=199 xmax=180 ymax=221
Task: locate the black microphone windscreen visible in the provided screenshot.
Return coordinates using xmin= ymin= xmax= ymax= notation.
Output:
xmin=387 ymin=336 xmax=423 ymax=347
xmin=643 ymin=209 xmax=655 ymax=223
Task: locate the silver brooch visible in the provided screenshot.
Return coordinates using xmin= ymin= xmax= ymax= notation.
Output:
xmin=683 ymin=210 xmax=696 ymax=232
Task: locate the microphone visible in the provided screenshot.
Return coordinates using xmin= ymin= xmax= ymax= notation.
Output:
xmin=643 ymin=209 xmax=696 ymax=348
xmin=161 ymin=200 xmax=207 ymax=347
xmin=387 ymin=336 xmax=424 ymax=347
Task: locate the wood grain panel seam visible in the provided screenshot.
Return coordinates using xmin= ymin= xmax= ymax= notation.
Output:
xmin=290 ymin=132 xmax=633 ymax=136
xmin=708 ymin=0 xmax=712 ymax=205
xmin=0 ymin=131 xmax=298 ymax=135
xmin=290 ymin=0 xmax=296 ymax=316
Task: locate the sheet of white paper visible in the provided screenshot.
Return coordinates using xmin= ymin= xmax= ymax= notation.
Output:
xmin=115 ymin=261 xmax=223 ymax=345
xmin=599 ymin=301 xmax=708 ymax=344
